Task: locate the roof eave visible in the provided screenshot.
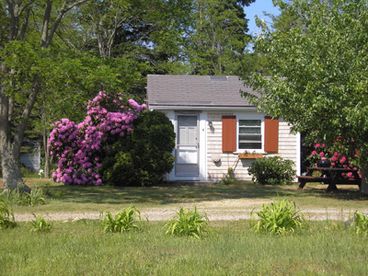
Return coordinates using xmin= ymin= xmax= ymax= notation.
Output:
xmin=148 ymin=104 xmax=257 ymax=111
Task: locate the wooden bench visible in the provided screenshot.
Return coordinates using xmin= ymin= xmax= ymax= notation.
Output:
xmin=297 ymin=175 xmax=361 ymax=189
xmin=297 ymin=167 xmax=362 ymax=190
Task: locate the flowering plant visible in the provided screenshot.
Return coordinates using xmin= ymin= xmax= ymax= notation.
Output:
xmin=48 ymin=91 xmax=146 ymax=185
xmin=306 ymin=143 xmax=329 ymax=165
xmin=306 ymin=141 xmax=359 ymax=180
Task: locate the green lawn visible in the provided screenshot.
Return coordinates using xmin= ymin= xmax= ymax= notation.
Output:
xmin=4 ymin=178 xmax=368 ymax=213
xmin=2 ymin=178 xmax=368 ymax=213
xmin=1 ymin=220 xmax=367 ymax=275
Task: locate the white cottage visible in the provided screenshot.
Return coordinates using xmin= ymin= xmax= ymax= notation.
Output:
xmin=147 ymin=75 xmax=301 ymax=182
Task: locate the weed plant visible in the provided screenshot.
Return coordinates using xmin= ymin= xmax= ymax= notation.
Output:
xmin=254 ymin=199 xmax=304 ymax=235
xmin=352 ymin=211 xmax=368 ymax=236
xmin=31 ymin=215 xmax=52 ymax=232
xmin=0 ymin=199 xmax=16 ymax=229
xmin=165 ymin=207 xmax=208 ymax=239
xmin=102 ymin=207 xmax=141 ymax=233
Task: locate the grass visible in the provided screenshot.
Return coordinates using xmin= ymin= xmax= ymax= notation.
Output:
xmin=1 ymin=220 xmax=368 ymax=275
xmin=1 ymin=178 xmax=368 ymax=213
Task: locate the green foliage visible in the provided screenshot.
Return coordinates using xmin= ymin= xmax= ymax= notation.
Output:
xmin=102 ymin=110 xmax=175 ymax=186
xmin=0 ymin=199 xmax=16 ymax=229
xmin=31 ymin=215 xmax=52 ymax=233
xmin=165 ymin=208 xmax=208 ymax=239
xmin=352 ymin=211 xmax=368 ymax=236
xmin=219 ymin=167 xmax=237 ymax=185
xmin=102 ymin=207 xmax=141 ymax=233
xmin=248 ymin=156 xmax=295 ymax=185
xmin=188 ymin=0 xmax=254 ymax=75
xmin=1 ymin=188 xmax=46 ymax=206
xmin=245 ymin=1 xmax=368 ymax=168
xmin=254 ymin=200 xmax=304 ymax=235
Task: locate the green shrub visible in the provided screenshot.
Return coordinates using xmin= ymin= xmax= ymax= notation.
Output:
xmin=102 ymin=207 xmax=141 ymax=233
xmin=1 ymin=188 xmax=46 ymax=206
xmin=254 ymin=200 xmax=304 ymax=235
xmin=165 ymin=208 xmax=208 ymax=239
xmin=352 ymin=211 xmax=368 ymax=236
xmin=31 ymin=215 xmax=52 ymax=232
xmin=102 ymin=110 xmax=175 ymax=186
xmin=248 ymin=156 xmax=295 ymax=185
xmin=0 ymin=199 xmax=16 ymax=229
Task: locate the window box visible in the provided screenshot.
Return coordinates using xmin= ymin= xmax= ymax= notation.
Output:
xmin=238 ymin=153 xmax=264 ymax=159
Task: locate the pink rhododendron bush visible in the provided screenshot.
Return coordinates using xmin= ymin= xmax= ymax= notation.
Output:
xmin=48 ymin=91 xmax=146 ymax=185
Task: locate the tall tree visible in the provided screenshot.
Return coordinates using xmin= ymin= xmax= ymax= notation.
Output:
xmin=0 ymin=0 xmax=88 ymax=191
xmin=244 ymin=0 xmax=368 ymax=193
xmin=188 ymin=0 xmax=255 ymax=75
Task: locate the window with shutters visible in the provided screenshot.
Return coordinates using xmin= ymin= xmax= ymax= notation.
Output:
xmin=238 ymin=119 xmax=263 ymax=150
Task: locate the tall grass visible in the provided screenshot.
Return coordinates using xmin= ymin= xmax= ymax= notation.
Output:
xmin=0 ymin=188 xmax=46 ymax=206
xmin=1 ymin=221 xmax=368 ymax=275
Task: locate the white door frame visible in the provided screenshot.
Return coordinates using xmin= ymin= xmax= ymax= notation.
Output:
xmin=165 ymin=111 xmax=207 ymax=181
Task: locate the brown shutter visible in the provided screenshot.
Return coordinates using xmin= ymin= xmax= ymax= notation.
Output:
xmin=264 ymin=116 xmax=279 ymax=153
xmin=222 ymin=115 xmax=236 ymax=153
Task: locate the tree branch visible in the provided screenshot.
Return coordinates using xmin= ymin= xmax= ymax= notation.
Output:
xmin=41 ymin=0 xmax=52 ymax=47
xmin=13 ymin=77 xmax=40 ymax=157
xmin=45 ymin=0 xmax=90 ymax=47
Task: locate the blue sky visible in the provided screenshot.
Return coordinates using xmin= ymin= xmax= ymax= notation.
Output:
xmin=246 ymin=0 xmax=281 ymax=35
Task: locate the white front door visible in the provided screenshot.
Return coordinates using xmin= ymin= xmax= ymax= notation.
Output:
xmin=176 ymin=115 xmax=199 ymax=177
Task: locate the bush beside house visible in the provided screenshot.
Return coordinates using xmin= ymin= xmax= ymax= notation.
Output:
xmin=248 ymin=156 xmax=295 ymax=185
xmin=102 ymin=110 xmax=175 ymax=186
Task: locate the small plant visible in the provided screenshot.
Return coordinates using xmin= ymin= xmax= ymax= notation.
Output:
xmin=248 ymin=156 xmax=295 ymax=185
xmin=351 ymin=211 xmax=368 ymax=236
xmin=31 ymin=215 xmax=52 ymax=232
xmin=102 ymin=207 xmax=141 ymax=233
xmin=254 ymin=200 xmax=304 ymax=235
xmin=27 ymin=189 xmax=46 ymax=206
xmin=0 ymin=199 xmax=16 ymax=229
xmin=219 ymin=167 xmax=236 ymax=185
xmin=165 ymin=207 xmax=208 ymax=239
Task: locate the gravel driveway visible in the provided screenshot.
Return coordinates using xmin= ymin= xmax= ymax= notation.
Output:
xmin=13 ymin=198 xmax=368 ymax=222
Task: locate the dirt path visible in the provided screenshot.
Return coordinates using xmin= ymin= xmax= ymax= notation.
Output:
xmin=14 ymin=198 xmax=368 ymax=222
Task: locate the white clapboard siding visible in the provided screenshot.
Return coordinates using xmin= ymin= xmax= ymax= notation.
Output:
xmin=206 ymin=112 xmax=298 ymax=181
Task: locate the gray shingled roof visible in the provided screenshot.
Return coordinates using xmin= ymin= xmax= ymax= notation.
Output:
xmin=147 ymin=75 xmax=256 ymax=108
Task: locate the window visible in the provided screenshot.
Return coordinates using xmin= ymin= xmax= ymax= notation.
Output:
xmin=238 ymin=120 xmax=262 ymax=150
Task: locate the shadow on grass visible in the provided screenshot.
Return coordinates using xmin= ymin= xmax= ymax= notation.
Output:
xmin=36 ymin=181 xmax=368 ymax=206
xmin=3 ymin=178 xmax=368 ymax=206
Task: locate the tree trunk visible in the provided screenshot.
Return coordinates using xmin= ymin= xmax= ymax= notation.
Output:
xmin=1 ymin=143 xmax=30 ymax=192
xmin=43 ymin=126 xmax=51 ymax=178
xmin=359 ymin=163 xmax=368 ymax=194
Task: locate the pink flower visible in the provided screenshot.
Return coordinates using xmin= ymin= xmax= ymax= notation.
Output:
xmin=319 ymin=152 xmax=325 ymax=157
xmin=49 ymin=91 xmax=145 ymax=186
xmin=314 ymin=143 xmax=321 ymax=149
xmin=311 ymin=150 xmax=317 ymax=156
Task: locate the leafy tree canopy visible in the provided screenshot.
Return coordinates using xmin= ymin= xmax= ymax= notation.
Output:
xmin=245 ymin=0 xmax=368 ymax=191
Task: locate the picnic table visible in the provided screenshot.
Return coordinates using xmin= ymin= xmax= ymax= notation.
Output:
xmin=297 ymin=167 xmax=361 ymax=191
